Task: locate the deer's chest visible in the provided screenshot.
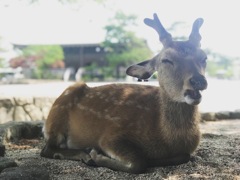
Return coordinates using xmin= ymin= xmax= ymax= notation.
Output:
xmin=144 ymin=126 xmax=200 ymax=159
xmin=167 ymin=126 xmax=200 ymax=155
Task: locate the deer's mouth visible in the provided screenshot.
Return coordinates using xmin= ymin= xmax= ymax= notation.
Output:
xmin=184 ymin=90 xmax=202 ymax=105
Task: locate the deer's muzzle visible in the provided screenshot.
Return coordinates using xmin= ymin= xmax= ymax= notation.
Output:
xmin=189 ymin=75 xmax=208 ymax=90
xmin=184 ymin=89 xmax=202 ymax=105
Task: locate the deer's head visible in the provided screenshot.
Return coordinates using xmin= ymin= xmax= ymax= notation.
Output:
xmin=126 ymin=13 xmax=208 ymax=105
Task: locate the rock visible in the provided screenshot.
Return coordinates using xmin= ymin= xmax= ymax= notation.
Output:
xmin=34 ymin=98 xmax=55 ymax=120
xmin=215 ymin=111 xmax=231 ymax=120
xmin=0 ymin=99 xmax=15 ymax=123
xmin=0 ymin=121 xmax=43 ymax=143
xmin=230 ymin=110 xmax=240 ymax=119
xmin=0 ymin=99 xmax=14 ymax=110
xmin=23 ymin=104 xmax=43 ymax=121
xmin=42 ymin=107 xmax=51 ymax=120
xmin=13 ymin=97 xmax=33 ymax=106
xmin=0 ymin=158 xmax=17 ymax=172
xmin=34 ymin=97 xmax=55 ymax=109
xmin=0 ymin=144 xmax=5 ymax=156
xmin=201 ymin=112 xmax=216 ymax=121
xmin=0 ymin=97 xmax=55 ymax=123
xmin=0 ymin=165 xmax=49 ymax=180
xmin=0 ymin=107 xmax=14 ymax=124
xmin=11 ymin=122 xmax=43 ymax=139
xmin=14 ymin=106 xmax=31 ymax=121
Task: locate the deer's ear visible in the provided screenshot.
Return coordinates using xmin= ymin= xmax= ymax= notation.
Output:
xmin=126 ymin=59 xmax=156 ymax=80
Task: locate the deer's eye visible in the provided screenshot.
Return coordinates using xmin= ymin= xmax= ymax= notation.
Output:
xmin=162 ymin=59 xmax=174 ymax=66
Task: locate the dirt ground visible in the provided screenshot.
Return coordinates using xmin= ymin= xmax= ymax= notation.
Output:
xmin=4 ymin=120 xmax=240 ymax=180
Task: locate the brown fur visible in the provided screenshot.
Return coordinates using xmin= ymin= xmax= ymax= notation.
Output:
xmin=41 ymin=14 xmax=208 ymax=173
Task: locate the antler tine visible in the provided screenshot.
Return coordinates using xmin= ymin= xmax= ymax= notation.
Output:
xmin=189 ymin=18 xmax=204 ymax=47
xmin=144 ymin=13 xmax=172 ymax=47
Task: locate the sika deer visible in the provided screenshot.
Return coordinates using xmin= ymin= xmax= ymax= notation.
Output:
xmin=41 ymin=13 xmax=208 ymax=173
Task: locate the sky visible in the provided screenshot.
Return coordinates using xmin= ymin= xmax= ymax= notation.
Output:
xmin=0 ymin=0 xmax=240 ymax=59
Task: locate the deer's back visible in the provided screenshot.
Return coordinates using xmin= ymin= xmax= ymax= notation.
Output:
xmin=45 ymin=83 xmax=161 ymax=147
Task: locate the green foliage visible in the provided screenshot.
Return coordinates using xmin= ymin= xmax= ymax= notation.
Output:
xmin=23 ymin=45 xmax=64 ymax=69
xmin=22 ymin=45 xmax=64 ymax=79
xmin=0 ymin=58 xmax=3 ymax=68
xmin=82 ymin=63 xmax=106 ymax=81
xmin=106 ymin=42 xmax=152 ymax=67
xmin=102 ymin=11 xmax=152 ymax=78
xmin=0 ymin=37 xmax=4 ymax=52
xmin=205 ymin=49 xmax=234 ymax=79
xmin=0 ymin=36 xmax=5 ymax=67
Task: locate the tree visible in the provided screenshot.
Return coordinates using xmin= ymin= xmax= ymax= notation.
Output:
xmin=102 ymin=11 xmax=153 ymax=79
xmin=11 ymin=45 xmax=64 ymax=79
xmin=22 ymin=45 xmax=64 ymax=69
xmin=0 ymin=59 xmax=3 ymax=67
xmin=205 ymin=49 xmax=233 ymax=79
xmin=0 ymin=36 xmax=6 ymax=68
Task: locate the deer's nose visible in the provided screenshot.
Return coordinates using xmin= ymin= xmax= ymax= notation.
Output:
xmin=189 ymin=75 xmax=208 ymax=90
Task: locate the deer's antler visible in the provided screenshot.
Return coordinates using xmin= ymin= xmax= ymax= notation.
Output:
xmin=189 ymin=18 xmax=204 ymax=47
xmin=144 ymin=13 xmax=172 ymax=47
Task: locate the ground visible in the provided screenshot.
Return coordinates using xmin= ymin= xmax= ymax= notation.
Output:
xmin=4 ymin=120 xmax=240 ymax=180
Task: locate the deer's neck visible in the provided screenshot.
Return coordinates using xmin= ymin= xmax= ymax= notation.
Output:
xmin=159 ymin=90 xmax=199 ymax=129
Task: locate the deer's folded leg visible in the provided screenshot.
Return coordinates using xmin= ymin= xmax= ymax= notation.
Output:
xmin=40 ymin=142 xmax=95 ymax=166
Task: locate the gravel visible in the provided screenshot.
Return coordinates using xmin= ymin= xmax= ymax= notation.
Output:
xmin=4 ymin=120 xmax=240 ymax=180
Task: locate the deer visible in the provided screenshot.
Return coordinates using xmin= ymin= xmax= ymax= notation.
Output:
xmin=40 ymin=13 xmax=208 ymax=174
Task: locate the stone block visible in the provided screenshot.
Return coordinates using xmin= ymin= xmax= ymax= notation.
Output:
xmin=13 ymin=106 xmax=30 ymax=121
xmin=0 ymin=158 xmax=17 ymax=172
xmin=0 ymin=165 xmax=49 ymax=180
xmin=230 ymin=110 xmax=240 ymax=119
xmin=0 ymin=107 xmax=13 ymax=123
xmin=215 ymin=111 xmax=231 ymax=120
xmin=201 ymin=112 xmax=216 ymax=121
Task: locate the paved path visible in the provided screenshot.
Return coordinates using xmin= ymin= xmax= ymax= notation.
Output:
xmin=0 ymin=79 xmax=240 ymax=112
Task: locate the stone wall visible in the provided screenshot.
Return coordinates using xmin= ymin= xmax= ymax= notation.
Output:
xmin=0 ymin=97 xmax=240 ymax=124
xmin=0 ymin=97 xmax=55 ymax=124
